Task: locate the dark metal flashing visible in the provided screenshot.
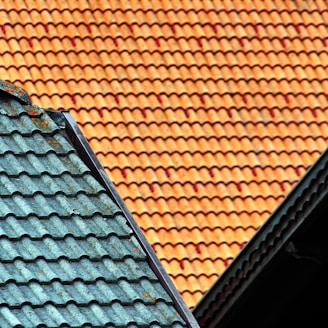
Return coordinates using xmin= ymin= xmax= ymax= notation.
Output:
xmin=62 ymin=111 xmax=200 ymax=328
xmin=45 ymin=108 xmax=67 ymax=128
xmin=193 ymin=147 xmax=328 ymax=327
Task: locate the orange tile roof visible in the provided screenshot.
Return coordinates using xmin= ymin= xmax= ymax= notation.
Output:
xmin=1 ymin=0 xmax=328 ymax=309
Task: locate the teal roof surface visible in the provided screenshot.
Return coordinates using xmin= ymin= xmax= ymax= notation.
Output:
xmin=0 ymin=82 xmax=189 ymax=328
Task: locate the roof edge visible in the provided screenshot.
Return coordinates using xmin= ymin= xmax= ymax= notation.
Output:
xmin=193 ymin=147 xmax=328 ymax=326
xmin=0 ymin=80 xmax=31 ymax=105
xmin=62 ymin=111 xmax=200 ymax=328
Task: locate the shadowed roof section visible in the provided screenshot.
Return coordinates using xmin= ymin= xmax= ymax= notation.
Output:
xmin=1 ymin=0 xmax=328 ymax=308
xmin=0 ymin=81 xmax=198 ymax=327
xmin=193 ymin=145 xmax=328 ymax=327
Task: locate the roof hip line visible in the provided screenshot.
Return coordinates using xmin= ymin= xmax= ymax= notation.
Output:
xmin=62 ymin=111 xmax=200 ymax=328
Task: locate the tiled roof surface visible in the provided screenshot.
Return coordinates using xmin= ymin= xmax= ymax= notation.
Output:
xmin=1 ymin=0 xmax=328 ymax=308
xmin=0 ymin=83 xmax=188 ymax=327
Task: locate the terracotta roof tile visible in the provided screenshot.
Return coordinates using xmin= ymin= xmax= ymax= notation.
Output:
xmin=1 ymin=0 xmax=328 ymax=309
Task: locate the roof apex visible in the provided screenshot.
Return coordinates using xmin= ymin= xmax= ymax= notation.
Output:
xmin=0 ymin=80 xmax=31 ymax=105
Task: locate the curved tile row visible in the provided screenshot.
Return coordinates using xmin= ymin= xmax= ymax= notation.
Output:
xmin=13 ymin=78 xmax=328 ymax=99
xmin=23 ymin=92 xmax=328 ymax=113
xmin=3 ymin=21 xmax=328 ymax=42
xmin=124 ymin=195 xmax=286 ymax=217
xmin=1 ymin=45 xmax=328 ymax=70
xmin=114 ymin=181 xmax=297 ymax=200
xmin=160 ymin=256 xmax=240 ymax=278
xmin=0 ymin=172 xmax=103 ymax=196
xmin=86 ymin=132 xmax=328 ymax=145
xmin=0 ymin=279 xmax=171 ymax=307
xmin=6 ymin=76 xmax=328 ymax=89
xmin=3 ymin=63 xmax=328 ymax=76
xmin=97 ymin=149 xmax=322 ymax=168
xmin=147 ymin=226 xmax=256 ymax=247
xmin=66 ymin=78 xmax=328 ymax=97
xmin=2 ymin=3 xmax=326 ymax=13
xmin=0 ymin=257 xmax=156 ymax=285
xmin=137 ymin=212 xmax=269 ymax=231
xmin=108 ymin=165 xmax=308 ymax=185
xmin=0 ymin=213 xmax=131 ymax=239
xmin=92 ymin=146 xmax=327 ymax=159
xmin=76 ymin=107 xmax=327 ymax=124
xmin=0 ymin=235 xmax=144 ymax=261
xmin=154 ymin=243 xmax=251 ymax=273
xmin=1 ymin=36 xmax=328 ymax=56
xmin=0 ymin=301 xmax=181 ymax=328
xmin=3 ymin=32 xmax=328 ymax=44
xmin=1 ymin=47 xmax=328 ymax=57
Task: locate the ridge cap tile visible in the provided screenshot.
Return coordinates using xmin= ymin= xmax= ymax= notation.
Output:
xmin=0 ymin=80 xmax=30 ymax=105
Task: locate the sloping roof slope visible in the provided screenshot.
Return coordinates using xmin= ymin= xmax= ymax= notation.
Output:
xmin=0 ymin=81 xmax=193 ymax=327
xmin=1 ymin=0 xmax=328 ymax=308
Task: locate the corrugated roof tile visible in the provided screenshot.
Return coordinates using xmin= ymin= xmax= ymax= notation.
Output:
xmin=0 ymin=85 xmax=190 ymax=327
